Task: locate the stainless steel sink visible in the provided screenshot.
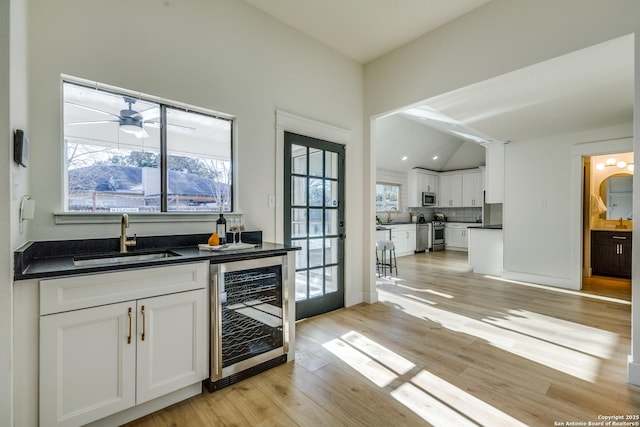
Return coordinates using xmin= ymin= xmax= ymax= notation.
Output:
xmin=73 ymin=250 xmax=180 ymax=267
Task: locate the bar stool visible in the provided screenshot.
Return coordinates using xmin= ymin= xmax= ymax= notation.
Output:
xmin=376 ymin=240 xmax=398 ymax=277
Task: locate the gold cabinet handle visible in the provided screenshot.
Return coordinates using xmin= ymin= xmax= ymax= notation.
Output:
xmin=127 ymin=307 xmax=132 ymax=344
xmin=141 ymin=305 xmax=146 ymax=341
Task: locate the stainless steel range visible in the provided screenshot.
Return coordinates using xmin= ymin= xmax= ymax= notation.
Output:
xmin=431 ymin=221 xmax=446 ymax=251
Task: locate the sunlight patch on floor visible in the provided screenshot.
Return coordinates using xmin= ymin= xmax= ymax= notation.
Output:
xmin=401 ymin=293 xmax=438 ymax=305
xmin=323 ymin=329 xmax=527 ymax=426
xmin=484 ymin=275 xmax=631 ymax=305
xmin=409 ymin=370 xmax=529 ymax=427
xmin=391 ymin=383 xmax=480 ymax=426
xmin=341 ymin=331 xmax=415 ymax=375
xmin=483 ymin=309 xmax=618 ymax=359
xmin=322 ymin=338 xmax=398 ymax=387
xmin=378 ymin=288 xmax=610 ymax=383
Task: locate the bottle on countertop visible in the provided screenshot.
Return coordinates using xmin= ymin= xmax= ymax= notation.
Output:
xmin=216 ymin=205 xmax=227 ymax=244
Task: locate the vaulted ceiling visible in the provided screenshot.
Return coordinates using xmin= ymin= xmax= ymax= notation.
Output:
xmin=242 ymin=2 xmax=634 ymax=173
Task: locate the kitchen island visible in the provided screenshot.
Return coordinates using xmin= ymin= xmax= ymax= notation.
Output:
xmin=468 ymin=226 xmax=503 ymax=276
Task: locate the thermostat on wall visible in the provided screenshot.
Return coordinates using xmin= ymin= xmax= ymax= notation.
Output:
xmin=14 ymin=129 xmax=29 ymax=167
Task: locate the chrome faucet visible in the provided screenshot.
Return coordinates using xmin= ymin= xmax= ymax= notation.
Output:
xmin=120 ymin=213 xmax=137 ymax=253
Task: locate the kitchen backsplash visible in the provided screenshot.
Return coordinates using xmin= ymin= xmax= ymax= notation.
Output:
xmin=410 ymin=207 xmax=482 ymax=223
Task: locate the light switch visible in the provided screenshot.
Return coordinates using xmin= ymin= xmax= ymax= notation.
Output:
xmin=268 ymin=194 xmax=276 ymax=208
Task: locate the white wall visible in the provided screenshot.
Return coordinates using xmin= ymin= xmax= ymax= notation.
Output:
xmin=3 ymin=0 xmax=29 ymax=425
xmin=0 ymin=1 xmax=12 ymax=424
xmin=503 ymin=124 xmax=632 ymax=288
xmin=24 ymin=0 xmax=364 ymax=291
xmin=9 ymin=0 xmax=365 ymax=423
xmin=363 ymin=0 xmax=640 ymax=384
xmin=26 ymin=0 xmax=363 ymax=243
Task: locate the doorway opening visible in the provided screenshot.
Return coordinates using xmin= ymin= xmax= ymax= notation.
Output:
xmin=582 ymin=152 xmax=632 ymax=301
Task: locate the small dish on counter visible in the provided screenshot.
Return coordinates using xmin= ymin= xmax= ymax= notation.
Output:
xmin=198 ymin=242 xmax=258 ymax=251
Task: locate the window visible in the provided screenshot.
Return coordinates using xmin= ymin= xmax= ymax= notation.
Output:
xmin=62 ymin=79 xmax=233 ymax=213
xmin=376 ymin=183 xmax=399 ymax=211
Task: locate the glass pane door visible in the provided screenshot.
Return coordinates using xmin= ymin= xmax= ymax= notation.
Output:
xmin=284 ymin=132 xmax=345 ymax=320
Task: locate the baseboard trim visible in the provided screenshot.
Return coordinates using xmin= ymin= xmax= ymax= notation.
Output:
xmin=628 ymin=356 xmax=640 ymax=385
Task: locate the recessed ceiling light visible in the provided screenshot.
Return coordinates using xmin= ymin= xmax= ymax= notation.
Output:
xmin=402 ymin=156 xmax=408 ymax=161
xmin=433 ymin=156 xmax=439 ymax=160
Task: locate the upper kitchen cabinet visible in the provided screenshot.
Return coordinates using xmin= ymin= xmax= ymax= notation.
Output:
xmin=439 ymin=174 xmax=462 ymax=207
xmin=462 ymin=170 xmax=483 ymax=207
xmin=439 ymin=169 xmax=483 ymax=208
xmin=408 ymin=168 xmax=439 ymax=207
xmin=484 ymin=143 xmax=505 ymax=204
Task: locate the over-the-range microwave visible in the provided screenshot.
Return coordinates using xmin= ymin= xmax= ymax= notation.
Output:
xmin=422 ymin=192 xmax=436 ymax=207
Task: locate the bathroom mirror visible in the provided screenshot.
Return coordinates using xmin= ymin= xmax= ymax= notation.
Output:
xmin=599 ymin=173 xmax=632 ymax=220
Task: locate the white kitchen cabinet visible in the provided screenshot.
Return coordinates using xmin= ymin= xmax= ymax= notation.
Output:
xmin=445 ymin=223 xmax=481 ymax=251
xmin=39 ymin=263 xmax=208 ymax=427
xmin=445 ymin=223 xmax=466 ymax=250
xmin=136 ymin=290 xmax=207 ymax=404
xmin=384 ymin=224 xmax=416 ymax=257
xmin=439 ymin=174 xmax=462 ymax=207
xmin=484 ymin=143 xmax=504 ymax=203
xmin=395 ymin=224 xmax=417 ymax=256
xmin=408 ymin=169 xmax=439 ymax=207
xmin=462 ymin=171 xmax=483 ymax=207
xmin=40 ymin=302 xmax=137 ymax=427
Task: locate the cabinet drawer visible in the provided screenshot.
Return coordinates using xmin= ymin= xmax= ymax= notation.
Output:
xmin=40 ymin=262 xmax=208 ymax=315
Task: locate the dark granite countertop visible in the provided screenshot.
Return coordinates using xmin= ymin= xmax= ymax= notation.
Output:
xmin=14 ymin=232 xmax=299 ymax=281
xmin=469 ymin=225 xmax=503 ymax=230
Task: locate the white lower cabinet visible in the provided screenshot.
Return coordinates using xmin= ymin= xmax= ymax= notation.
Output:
xmin=445 ymin=223 xmax=481 ymax=251
xmin=39 ymin=263 xmax=208 ymax=427
xmin=392 ymin=224 xmax=417 ymax=257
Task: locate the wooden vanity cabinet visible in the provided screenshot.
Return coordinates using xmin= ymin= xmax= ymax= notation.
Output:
xmin=591 ymin=231 xmax=632 ymax=278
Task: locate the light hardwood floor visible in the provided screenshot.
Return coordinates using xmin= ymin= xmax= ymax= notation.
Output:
xmin=126 ymin=251 xmax=639 ymax=426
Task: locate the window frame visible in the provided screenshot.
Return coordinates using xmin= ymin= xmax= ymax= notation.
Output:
xmin=375 ymin=182 xmax=400 ymax=212
xmin=59 ymin=75 xmax=235 ymax=221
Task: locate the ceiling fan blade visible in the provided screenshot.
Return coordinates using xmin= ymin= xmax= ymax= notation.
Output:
xmin=64 ymin=101 xmax=120 ymax=118
xmin=66 ymin=120 xmax=119 ymax=126
xmin=138 ymin=106 xmax=160 ymax=121
xmin=145 ymin=120 xmax=196 ymax=133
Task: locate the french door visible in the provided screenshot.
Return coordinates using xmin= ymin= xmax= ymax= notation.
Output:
xmin=284 ymin=132 xmax=345 ymax=320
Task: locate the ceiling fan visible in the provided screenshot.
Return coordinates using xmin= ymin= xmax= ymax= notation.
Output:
xmin=65 ymin=96 xmax=159 ymax=139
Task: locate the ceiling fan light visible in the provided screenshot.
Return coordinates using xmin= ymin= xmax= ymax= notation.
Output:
xmin=617 ymin=160 xmax=627 ymax=168
xmin=120 ymin=124 xmax=142 ymax=134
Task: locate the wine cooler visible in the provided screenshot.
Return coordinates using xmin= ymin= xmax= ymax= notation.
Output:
xmin=205 ymin=255 xmax=289 ymax=391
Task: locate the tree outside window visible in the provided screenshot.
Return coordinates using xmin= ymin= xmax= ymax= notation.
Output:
xmin=63 ymin=80 xmax=233 ymax=213
xmin=376 ymin=183 xmax=399 ymax=212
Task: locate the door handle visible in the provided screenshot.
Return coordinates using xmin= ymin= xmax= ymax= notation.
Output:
xmin=127 ymin=307 xmax=132 ymax=344
xmin=141 ymin=305 xmax=146 ymax=341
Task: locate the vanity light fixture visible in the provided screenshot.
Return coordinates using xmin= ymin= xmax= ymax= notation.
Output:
xmin=595 ymin=157 xmax=634 ymax=172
